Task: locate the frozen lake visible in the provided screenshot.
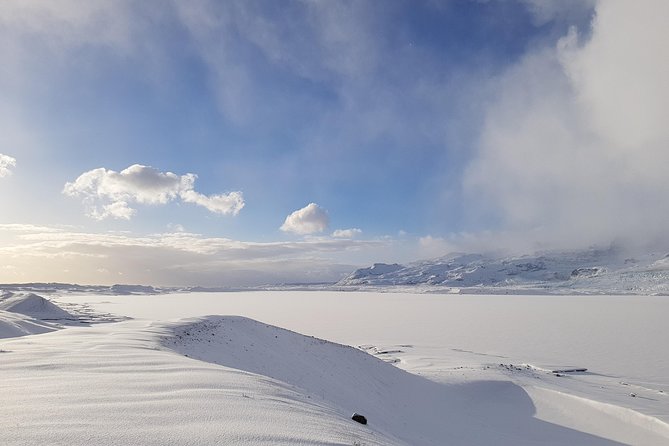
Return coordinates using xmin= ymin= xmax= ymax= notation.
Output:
xmin=57 ymin=291 xmax=669 ymax=388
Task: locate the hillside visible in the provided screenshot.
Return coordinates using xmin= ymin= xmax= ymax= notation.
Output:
xmin=337 ymin=247 xmax=669 ymax=295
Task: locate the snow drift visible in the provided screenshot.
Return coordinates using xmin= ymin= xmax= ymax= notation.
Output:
xmin=0 ymin=292 xmax=74 ymax=320
xmin=0 ymin=311 xmax=60 ymax=339
xmin=161 ymin=315 xmax=627 ymax=446
xmin=0 ymin=292 xmax=73 ymax=339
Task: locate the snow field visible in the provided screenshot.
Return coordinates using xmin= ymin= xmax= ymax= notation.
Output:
xmin=1 ymin=290 xmax=668 ymax=445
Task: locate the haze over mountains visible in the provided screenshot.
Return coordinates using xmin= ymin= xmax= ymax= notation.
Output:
xmin=3 ymin=246 xmax=668 ymax=296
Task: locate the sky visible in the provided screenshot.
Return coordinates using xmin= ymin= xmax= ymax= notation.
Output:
xmin=1 ymin=0 xmax=668 ymax=286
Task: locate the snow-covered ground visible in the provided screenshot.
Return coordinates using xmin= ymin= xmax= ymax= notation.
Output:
xmin=336 ymin=248 xmax=669 ymax=295
xmin=1 ymin=290 xmax=668 ymax=445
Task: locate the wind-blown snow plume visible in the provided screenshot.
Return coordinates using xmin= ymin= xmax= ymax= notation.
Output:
xmin=280 ymin=203 xmax=329 ymax=235
xmin=465 ymin=0 xmax=669 ymax=250
xmin=63 ymin=164 xmax=244 ymax=219
xmin=0 ymin=154 xmax=16 ymax=177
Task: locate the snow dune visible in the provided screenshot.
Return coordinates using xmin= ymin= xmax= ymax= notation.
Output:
xmin=0 ymin=292 xmax=74 ymax=339
xmin=1 ymin=319 xmax=389 ymax=446
xmin=162 ymin=316 xmax=629 ymax=445
xmin=0 ymin=292 xmax=74 ymax=320
xmin=0 ymin=310 xmax=59 ymax=339
xmin=1 ymin=314 xmax=628 ymax=445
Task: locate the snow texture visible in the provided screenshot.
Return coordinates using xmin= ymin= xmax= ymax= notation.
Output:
xmin=1 ymin=291 xmax=668 ymax=445
xmin=0 ymin=292 xmax=74 ymax=319
xmin=0 ymin=311 xmax=60 ymax=339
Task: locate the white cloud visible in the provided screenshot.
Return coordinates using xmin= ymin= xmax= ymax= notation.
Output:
xmin=0 ymin=153 xmax=16 ymax=177
xmin=64 ymin=164 xmax=185 ymax=204
xmin=179 ymin=189 xmax=245 ymax=216
xmin=418 ymin=235 xmax=456 ymax=259
xmin=172 ymin=0 xmax=382 ymax=126
xmin=280 ymin=203 xmax=329 ymax=235
xmin=63 ymin=164 xmax=244 ymax=219
xmin=465 ymin=0 xmax=669 ymax=250
xmin=90 ymin=201 xmax=136 ymax=221
xmin=0 ymin=0 xmax=170 ymax=77
xmin=332 ymin=228 xmax=362 ymax=239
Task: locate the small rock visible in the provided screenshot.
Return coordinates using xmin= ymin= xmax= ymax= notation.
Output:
xmin=352 ymin=413 xmax=367 ymax=425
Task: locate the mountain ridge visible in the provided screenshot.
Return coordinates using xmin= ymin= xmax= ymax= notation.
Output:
xmin=336 ymin=247 xmax=669 ymax=295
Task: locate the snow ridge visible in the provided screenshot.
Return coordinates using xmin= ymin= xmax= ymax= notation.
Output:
xmin=0 ymin=292 xmax=74 ymax=339
xmin=0 ymin=292 xmax=74 ymax=319
xmin=160 ymin=315 xmax=628 ymax=446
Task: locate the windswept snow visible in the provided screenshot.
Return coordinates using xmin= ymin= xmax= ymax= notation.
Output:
xmin=0 ymin=311 xmax=60 ymax=339
xmin=0 ymin=292 xmax=74 ymax=320
xmin=161 ymin=316 xmax=638 ymax=445
xmin=0 ymin=319 xmax=391 ymax=446
xmin=1 ymin=291 xmax=668 ymax=445
xmin=0 ymin=292 xmax=72 ymax=339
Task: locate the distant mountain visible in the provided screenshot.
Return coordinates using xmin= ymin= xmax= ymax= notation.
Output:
xmin=0 ymin=283 xmax=165 ymax=295
xmin=337 ymin=247 xmax=669 ymax=295
xmin=344 ymin=263 xmax=404 ymax=281
xmin=4 ymin=248 xmax=669 ymax=295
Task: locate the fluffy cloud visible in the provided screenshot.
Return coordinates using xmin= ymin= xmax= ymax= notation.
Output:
xmin=465 ymin=0 xmax=669 ymax=250
xmin=0 ymin=154 xmax=16 ymax=177
xmin=63 ymin=164 xmax=244 ymax=220
xmin=332 ymin=228 xmax=362 ymax=239
xmin=90 ymin=201 xmax=137 ymax=221
xmin=179 ymin=189 xmax=245 ymax=216
xmin=280 ymin=203 xmax=329 ymax=235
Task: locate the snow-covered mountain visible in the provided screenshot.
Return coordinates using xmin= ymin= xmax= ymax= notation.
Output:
xmin=337 ymin=247 xmax=669 ymax=295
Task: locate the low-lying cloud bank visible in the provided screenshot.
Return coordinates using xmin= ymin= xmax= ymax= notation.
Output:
xmin=63 ymin=164 xmax=244 ymax=220
xmin=465 ymin=0 xmax=669 ymax=252
xmin=0 ymin=224 xmax=391 ymax=286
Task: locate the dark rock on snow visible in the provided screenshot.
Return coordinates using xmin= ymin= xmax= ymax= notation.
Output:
xmin=351 ymin=413 xmax=367 ymax=425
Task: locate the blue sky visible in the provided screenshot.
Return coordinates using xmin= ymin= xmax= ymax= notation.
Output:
xmin=1 ymin=0 xmax=668 ymax=285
